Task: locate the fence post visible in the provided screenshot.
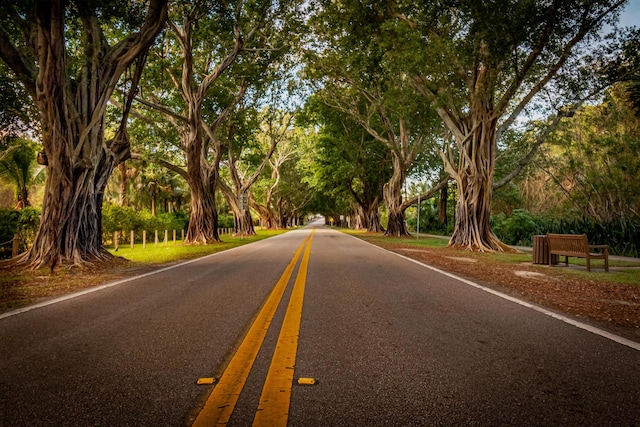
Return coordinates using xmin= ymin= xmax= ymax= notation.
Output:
xmin=173 ymin=230 xmax=176 ymax=245
xmin=12 ymin=233 xmax=19 ymax=258
xmin=114 ymin=232 xmax=119 ymax=251
xmin=154 ymin=230 xmax=158 ymax=247
xmin=143 ymin=230 xmax=147 ymax=249
xmin=164 ymin=230 xmax=168 ymax=246
xmin=130 ymin=230 xmax=134 ymax=249
xmin=181 ymin=229 xmax=184 ymax=241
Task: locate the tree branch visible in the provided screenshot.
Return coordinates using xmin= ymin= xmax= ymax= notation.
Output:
xmin=130 ymin=152 xmax=188 ymax=181
xmin=0 ymin=25 xmax=37 ymax=97
xmin=497 ymin=0 xmax=626 ymax=134
xmin=134 ymin=96 xmax=188 ymax=124
xmin=400 ymin=176 xmax=451 ymax=211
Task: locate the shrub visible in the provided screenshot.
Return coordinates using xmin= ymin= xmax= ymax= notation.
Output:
xmin=0 ymin=207 xmax=40 ymax=258
xmin=408 ymin=202 xmax=449 ymax=235
xmin=17 ymin=207 xmax=40 ymax=247
xmin=492 ymin=209 xmax=542 ymax=247
xmin=491 ymin=209 xmax=639 ymax=257
xmin=101 ymin=203 xmax=189 ymax=245
xmin=218 ymin=213 xmax=234 ymax=229
xmin=540 ymin=217 xmax=640 ymax=257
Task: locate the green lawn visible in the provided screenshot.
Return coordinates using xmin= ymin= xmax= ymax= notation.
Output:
xmin=106 ymin=229 xmax=290 ymax=264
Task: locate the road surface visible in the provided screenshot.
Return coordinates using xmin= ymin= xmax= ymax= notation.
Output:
xmin=1 ymin=224 xmax=639 ymax=426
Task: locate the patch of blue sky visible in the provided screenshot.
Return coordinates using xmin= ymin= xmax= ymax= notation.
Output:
xmin=619 ymin=0 xmax=640 ymax=28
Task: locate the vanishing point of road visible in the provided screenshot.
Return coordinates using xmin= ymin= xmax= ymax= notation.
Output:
xmin=1 ymin=222 xmax=639 ymax=426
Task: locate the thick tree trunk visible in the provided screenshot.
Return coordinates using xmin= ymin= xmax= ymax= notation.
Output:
xmin=356 ymin=201 xmax=384 ymax=232
xmin=231 ymin=206 xmax=256 ymax=236
xmin=185 ymin=179 xmax=219 ymax=244
xmin=254 ymin=203 xmax=276 ymax=229
xmin=24 ymin=134 xmax=127 ymax=268
xmin=354 ymin=206 xmax=365 ymax=229
xmin=3 ymin=0 xmax=166 ymax=269
xmin=353 ymin=194 xmax=384 ymax=232
xmin=276 ymin=197 xmax=287 ymax=229
xmin=365 ymin=198 xmax=384 ymax=233
xmin=220 ymin=188 xmax=256 ymax=236
xmin=447 ymin=102 xmax=508 ymax=251
xmin=184 ymin=143 xmax=219 ymax=243
xmin=383 ymin=157 xmax=410 ymax=237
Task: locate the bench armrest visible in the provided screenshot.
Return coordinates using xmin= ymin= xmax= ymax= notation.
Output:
xmin=589 ymin=244 xmax=609 ymax=249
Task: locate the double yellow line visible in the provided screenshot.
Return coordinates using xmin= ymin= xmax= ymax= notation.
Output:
xmin=193 ymin=228 xmax=315 ymax=427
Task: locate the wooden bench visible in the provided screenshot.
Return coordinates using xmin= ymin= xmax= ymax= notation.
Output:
xmin=546 ymin=234 xmax=609 ymax=272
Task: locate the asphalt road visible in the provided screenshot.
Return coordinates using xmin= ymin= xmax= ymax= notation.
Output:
xmin=1 ymin=224 xmax=639 ymax=426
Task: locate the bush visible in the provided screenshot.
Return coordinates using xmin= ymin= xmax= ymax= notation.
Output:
xmin=218 ymin=213 xmax=234 ymax=229
xmin=407 ymin=202 xmax=449 ymax=235
xmin=101 ymin=203 xmax=189 ymax=245
xmin=17 ymin=207 xmax=40 ymax=247
xmin=491 ymin=209 xmax=542 ymax=247
xmin=540 ymin=217 xmax=640 ymax=257
xmin=491 ymin=209 xmax=640 ymax=257
xmin=0 ymin=207 xmax=40 ymax=258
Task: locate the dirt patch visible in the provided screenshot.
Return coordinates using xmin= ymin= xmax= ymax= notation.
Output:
xmin=514 ymin=271 xmax=549 ymax=279
xmin=444 ymin=256 xmax=478 ymax=263
xmin=0 ymin=259 xmax=159 ymax=313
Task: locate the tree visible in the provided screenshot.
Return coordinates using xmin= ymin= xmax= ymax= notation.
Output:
xmin=300 ymin=95 xmax=391 ymax=232
xmin=306 ymin=0 xmax=442 ymax=237
xmin=252 ymin=122 xmax=300 ymax=229
xmin=217 ymin=93 xmax=297 ymax=236
xmin=0 ymin=62 xmax=38 ymax=135
xmin=626 ymin=74 xmax=640 ymax=116
xmin=0 ymin=0 xmax=167 ymax=268
xmin=388 ymin=0 xmax=631 ymax=251
xmin=533 ymin=85 xmax=640 ymax=222
xmin=134 ymin=0 xmax=302 ymax=244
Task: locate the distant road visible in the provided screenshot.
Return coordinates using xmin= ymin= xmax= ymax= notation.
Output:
xmin=1 ymin=224 xmax=639 ymax=426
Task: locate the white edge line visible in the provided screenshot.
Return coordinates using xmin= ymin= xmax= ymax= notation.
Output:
xmin=0 ymin=242 xmax=251 ymax=321
xmin=347 ymin=233 xmax=640 ymax=352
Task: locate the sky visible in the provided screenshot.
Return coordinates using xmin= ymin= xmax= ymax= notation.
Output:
xmin=620 ymin=0 xmax=640 ymax=27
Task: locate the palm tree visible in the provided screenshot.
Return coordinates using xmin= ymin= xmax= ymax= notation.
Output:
xmin=0 ymin=138 xmax=43 ymax=209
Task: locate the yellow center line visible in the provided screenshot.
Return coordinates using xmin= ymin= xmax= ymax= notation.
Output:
xmin=192 ymin=232 xmax=312 ymax=427
xmin=253 ymin=228 xmax=315 ymax=426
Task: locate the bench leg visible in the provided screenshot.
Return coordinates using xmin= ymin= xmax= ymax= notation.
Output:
xmin=586 ymin=258 xmax=591 ymax=272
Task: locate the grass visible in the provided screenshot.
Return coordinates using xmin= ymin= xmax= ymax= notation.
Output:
xmin=342 ymin=229 xmax=451 ymax=248
xmin=106 ymin=229 xmax=289 ymax=264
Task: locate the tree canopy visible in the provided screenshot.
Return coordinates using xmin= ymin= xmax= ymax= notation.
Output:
xmin=0 ymin=0 xmax=638 ymax=269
